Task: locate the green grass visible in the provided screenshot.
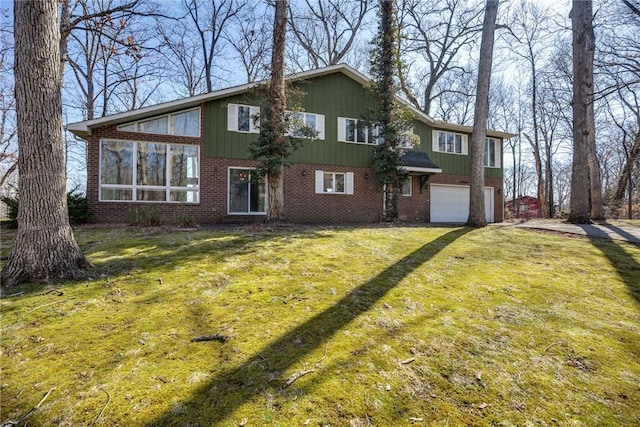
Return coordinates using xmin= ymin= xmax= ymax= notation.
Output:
xmin=1 ymin=224 xmax=639 ymax=426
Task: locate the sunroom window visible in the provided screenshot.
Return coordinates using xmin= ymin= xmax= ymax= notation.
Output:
xmin=100 ymin=140 xmax=199 ymax=202
xmin=117 ymin=108 xmax=200 ymax=137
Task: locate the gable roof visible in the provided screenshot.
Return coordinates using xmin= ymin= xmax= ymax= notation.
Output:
xmin=67 ymin=64 xmax=516 ymax=140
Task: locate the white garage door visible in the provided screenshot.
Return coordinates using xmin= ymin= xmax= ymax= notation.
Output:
xmin=430 ymin=185 xmax=494 ymax=223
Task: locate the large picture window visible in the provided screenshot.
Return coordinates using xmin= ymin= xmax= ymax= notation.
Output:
xmin=100 ymin=140 xmax=199 ymax=202
xmin=228 ymin=168 xmax=266 ymax=214
xmin=117 ymin=108 xmax=200 ymax=137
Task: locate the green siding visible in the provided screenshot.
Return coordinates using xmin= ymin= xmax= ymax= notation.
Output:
xmin=204 ymin=72 xmax=502 ymax=178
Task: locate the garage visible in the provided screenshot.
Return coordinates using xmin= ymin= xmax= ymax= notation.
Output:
xmin=430 ymin=184 xmax=494 ymax=223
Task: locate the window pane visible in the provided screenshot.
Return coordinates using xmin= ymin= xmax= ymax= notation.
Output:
xmin=229 ymin=169 xmax=250 ymax=212
xmin=101 ymin=188 xmax=132 ymax=201
xmin=305 ymin=114 xmax=316 ymax=130
xmin=171 ymin=110 xmax=200 ymax=136
xmin=323 ymin=172 xmax=334 ymax=192
xmin=137 ymin=189 xmax=167 ymax=201
xmin=356 ymin=123 xmax=367 ymax=143
xmin=118 ymin=123 xmax=136 ymax=132
xmin=249 ymin=174 xmax=265 ymax=213
xmin=489 ymin=140 xmax=496 ymax=166
xmin=101 ymin=141 xmax=133 ymax=185
xmin=402 ymin=178 xmax=411 ymax=195
xmin=455 ymin=135 xmax=462 ymax=153
xmin=138 ymin=116 xmax=168 ymax=134
xmin=170 ymin=145 xmax=198 ymax=187
xmin=238 ymin=106 xmax=250 ymax=132
xmin=438 ymin=132 xmax=446 ymax=151
xmin=346 ymin=119 xmax=356 ymax=142
xmin=137 ymin=143 xmax=167 ymax=186
xmin=335 ymin=173 xmax=345 ymax=193
xmin=170 ymin=190 xmax=199 ymax=203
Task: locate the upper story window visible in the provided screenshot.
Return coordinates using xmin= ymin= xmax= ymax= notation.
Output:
xmin=432 ymin=130 xmax=468 ymax=155
xmin=287 ymin=111 xmax=325 ymax=139
xmin=338 ymin=117 xmax=380 ymax=145
xmin=227 ymin=103 xmax=260 ymax=133
xmin=99 ymin=139 xmax=199 ymax=203
xmin=117 ymin=108 xmax=200 ymax=137
xmin=484 ymin=137 xmax=501 ymax=168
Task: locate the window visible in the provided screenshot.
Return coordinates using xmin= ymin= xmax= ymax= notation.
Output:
xmin=100 ymin=140 xmax=199 ymax=202
xmin=228 ymin=168 xmax=266 ymax=214
xmin=314 ymin=170 xmax=354 ymax=194
xmin=227 ymin=103 xmax=260 ymax=133
xmin=484 ymin=138 xmax=501 ymax=168
xmin=287 ymin=111 xmax=325 ymax=139
xmin=117 ymin=108 xmax=200 ymax=137
xmin=402 ymin=177 xmax=412 ymax=196
xmin=432 ymin=130 xmax=468 ymax=154
xmin=338 ymin=117 xmax=379 ymax=144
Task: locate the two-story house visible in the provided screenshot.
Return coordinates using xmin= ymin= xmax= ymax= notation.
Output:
xmin=67 ymin=64 xmax=514 ymax=225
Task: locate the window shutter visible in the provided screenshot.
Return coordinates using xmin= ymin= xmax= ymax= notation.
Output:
xmin=316 ymin=114 xmax=325 ymax=140
xmin=432 ymin=130 xmax=440 ymax=152
xmin=337 ymin=117 xmax=346 ymax=142
xmin=227 ymin=104 xmax=238 ymax=131
xmin=315 ymin=170 xmax=324 ymax=193
xmin=249 ymin=106 xmax=260 ymax=133
xmin=345 ymin=172 xmax=354 ymax=195
xmin=462 ymin=134 xmax=469 ymax=155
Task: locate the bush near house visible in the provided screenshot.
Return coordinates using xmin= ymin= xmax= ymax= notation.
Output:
xmin=0 ymin=190 xmax=90 ymax=228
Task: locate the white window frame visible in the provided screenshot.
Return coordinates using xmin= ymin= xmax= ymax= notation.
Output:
xmin=286 ymin=111 xmax=325 ymax=140
xmin=402 ymin=176 xmax=412 ymax=196
xmin=338 ymin=117 xmax=380 ymax=145
xmin=315 ymin=170 xmax=354 ymax=194
xmin=99 ymin=139 xmax=200 ymax=203
xmin=432 ymin=130 xmax=468 ymax=155
xmin=227 ymin=167 xmax=267 ymax=215
xmin=117 ymin=108 xmax=201 ymax=137
xmin=227 ymin=103 xmax=260 ymax=133
xmin=484 ymin=137 xmax=501 ymax=168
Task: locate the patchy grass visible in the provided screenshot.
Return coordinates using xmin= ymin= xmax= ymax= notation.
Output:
xmin=1 ymin=224 xmax=639 ymax=426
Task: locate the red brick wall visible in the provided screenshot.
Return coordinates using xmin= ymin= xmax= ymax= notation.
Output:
xmin=85 ymin=108 xmax=503 ymax=224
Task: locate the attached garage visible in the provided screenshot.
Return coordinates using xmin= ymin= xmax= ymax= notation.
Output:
xmin=430 ymin=184 xmax=494 ymax=223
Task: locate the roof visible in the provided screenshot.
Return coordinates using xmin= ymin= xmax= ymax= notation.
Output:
xmin=67 ymin=64 xmax=517 ymax=140
xmin=400 ymin=150 xmax=442 ymax=174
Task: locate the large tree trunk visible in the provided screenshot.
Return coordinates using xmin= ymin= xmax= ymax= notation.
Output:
xmin=467 ymin=0 xmax=498 ymax=227
xmin=568 ymin=0 xmax=593 ymax=224
xmin=588 ymin=96 xmax=604 ymax=219
xmin=1 ymin=0 xmax=90 ymax=290
xmin=266 ymin=0 xmax=288 ymax=222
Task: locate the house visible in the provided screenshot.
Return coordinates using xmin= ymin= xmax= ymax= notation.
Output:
xmin=67 ymin=64 xmax=514 ymax=225
xmin=506 ymin=196 xmax=539 ymax=219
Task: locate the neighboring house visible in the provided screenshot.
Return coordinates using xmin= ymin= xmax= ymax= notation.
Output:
xmin=506 ymin=196 xmax=539 ymax=219
xmin=67 ymin=64 xmax=514 ymax=225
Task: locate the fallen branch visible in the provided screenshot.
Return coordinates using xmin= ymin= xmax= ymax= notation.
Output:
xmin=400 ymin=357 xmax=416 ymax=365
xmin=2 ymin=387 xmax=55 ymax=427
xmin=545 ymin=341 xmax=562 ymax=352
xmin=94 ymin=387 xmax=111 ymax=425
xmin=285 ymin=369 xmax=315 ymax=387
xmin=41 ymin=288 xmax=64 ymax=296
xmin=190 ymin=335 xmax=228 ymax=343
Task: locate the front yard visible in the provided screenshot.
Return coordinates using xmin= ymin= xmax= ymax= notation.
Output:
xmin=1 ymin=224 xmax=639 ymax=426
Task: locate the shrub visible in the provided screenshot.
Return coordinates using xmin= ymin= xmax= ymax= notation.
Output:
xmin=124 ymin=205 xmax=165 ymax=227
xmin=172 ymin=205 xmax=197 ymax=227
xmin=0 ymin=191 xmax=90 ymax=227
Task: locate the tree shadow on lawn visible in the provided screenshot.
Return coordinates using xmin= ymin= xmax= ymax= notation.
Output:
xmin=146 ymin=227 xmax=472 ymax=426
xmin=588 ymin=235 xmax=640 ymax=305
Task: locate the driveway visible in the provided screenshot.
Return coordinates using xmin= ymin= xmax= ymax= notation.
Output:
xmin=513 ymin=219 xmax=640 ymax=245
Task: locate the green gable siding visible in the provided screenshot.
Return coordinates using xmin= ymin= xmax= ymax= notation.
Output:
xmin=204 ymin=71 xmax=502 ymax=178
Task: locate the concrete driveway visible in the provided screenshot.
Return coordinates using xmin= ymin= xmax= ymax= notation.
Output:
xmin=513 ymin=220 xmax=640 ymax=245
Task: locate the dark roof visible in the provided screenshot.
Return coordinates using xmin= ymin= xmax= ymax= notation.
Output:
xmin=400 ymin=150 xmax=441 ymax=170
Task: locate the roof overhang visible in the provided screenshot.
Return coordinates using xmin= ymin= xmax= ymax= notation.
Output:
xmin=403 ymin=166 xmax=442 ymax=174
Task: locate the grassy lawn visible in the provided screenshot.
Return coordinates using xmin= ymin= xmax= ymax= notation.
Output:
xmin=1 ymin=224 xmax=639 ymax=426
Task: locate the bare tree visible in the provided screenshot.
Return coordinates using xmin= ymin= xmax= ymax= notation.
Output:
xmin=0 ymin=17 xmax=17 ymax=192
xmin=568 ymin=0 xmax=594 ymax=223
xmin=287 ymin=0 xmax=371 ymax=71
xmin=398 ymin=0 xmax=483 ymax=116
xmin=225 ymin=9 xmax=271 ymax=83
xmin=2 ymin=0 xmax=89 ymax=289
xmin=467 ymin=0 xmax=498 ymax=227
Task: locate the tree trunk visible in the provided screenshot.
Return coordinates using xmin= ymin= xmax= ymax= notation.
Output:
xmin=467 ymin=0 xmax=498 ymax=227
xmin=568 ymin=0 xmax=593 ymax=224
xmin=265 ymin=0 xmax=289 ymax=222
xmin=588 ymin=95 xmax=604 ymax=219
xmin=1 ymin=0 xmax=90 ymax=290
